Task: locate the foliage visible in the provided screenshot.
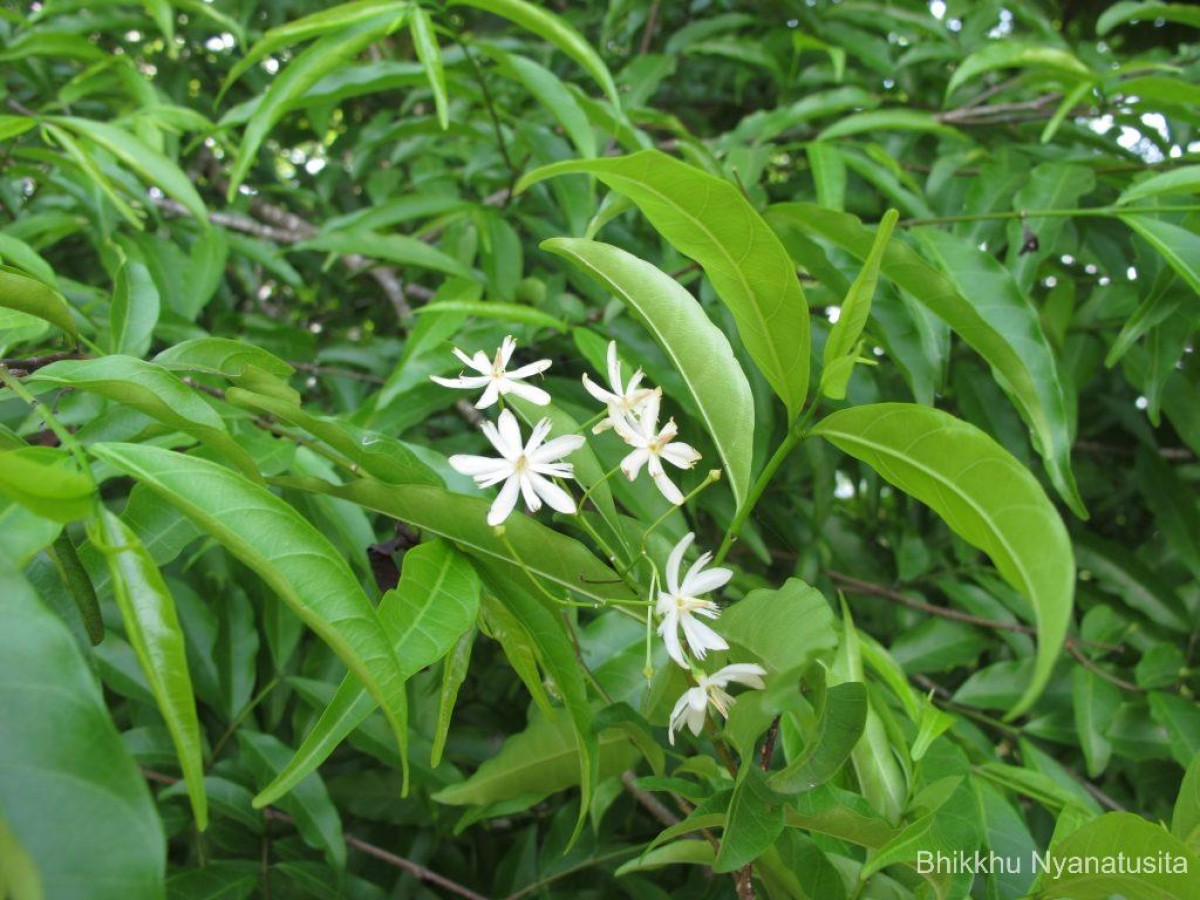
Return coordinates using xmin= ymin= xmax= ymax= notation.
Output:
xmin=1 ymin=1 xmax=1198 ymax=898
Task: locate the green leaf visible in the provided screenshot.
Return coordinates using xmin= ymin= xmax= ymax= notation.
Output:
xmin=1118 ymin=165 xmax=1200 ymax=205
xmin=806 ymin=141 xmax=846 ymax=211
xmin=0 ymin=569 xmax=165 ymax=899
xmin=713 ymin=766 xmax=786 ymax=873
xmin=273 ymin=477 xmax=635 ymax=606
xmin=818 ymin=110 xmax=964 ymax=141
xmin=294 ymin=229 xmax=476 ymax=281
xmin=500 ymin=51 xmax=596 ymax=158
xmin=0 ymin=264 xmax=77 ymax=340
xmin=0 ymin=233 xmax=59 ymax=288
xmin=87 ymin=443 xmax=413 ymax=769
xmin=1173 ymin=755 xmax=1200 ymax=851
xmin=433 ymin=706 xmax=636 ymax=806
xmin=254 ymin=540 xmax=480 ymax=806
xmin=0 ymin=448 xmax=95 ymax=522
xmin=153 ymin=337 xmax=295 ymax=380
xmin=238 ymin=732 xmax=345 ymax=869
xmin=450 ymin=0 xmax=620 ymax=107
xmin=30 ymin=357 xmax=260 ymax=481
xmin=109 ymin=260 xmax=160 ymax=358
xmin=543 ymin=237 xmax=755 ymax=509
xmin=1148 ymin=692 xmax=1200 ymax=768
xmin=431 ymin=627 xmax=476 ymax=768
xmin=223 ymin=0 xmax=408 ymax=92
xmin=1040 ymin=812 xmax=1199 ymax=898
xmin=521 ymin=151 xmax=811 ymax=418
xmin=409 ymin=7 xmax=449 ymax=129
xmin=51 ymin=117 xmax=208 ymax=222
xmin=947 ymin=42 xmax=1093 ymax=97
xmin=768 ymin=204 xmax=1085 ymax=516
xmin=813 ymin=404 xmax=1074 ymax=718
xmin=227 ymin=11 xmax=408 ymax=199
xmin=719 ymin=578 xmax=838 ymax=675
xmin=225 ymin=388 xmax=440 ymax=486
xmin=821 ymin=209 xmax=897 ymax=399
xmin=412 ymin=299 xmax=565 ymax=331
xmin=1098 ymin=1 xmax=1200 ymax=34
xmin=1120 ymin=215 xmax=1200 ymax=297
xmin=89 ymin=509 xmax=207 ymax=829
xmin=769 ymin=683 xmax=867 ymax=795
xmin=1072 ymin=667 xmax=1118 ymax=778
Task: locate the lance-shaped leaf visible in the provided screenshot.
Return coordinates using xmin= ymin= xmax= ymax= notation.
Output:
xmin=108 ymin=259 xmax=160 ymax=358
xmin=947 ymin=42 xmax=1093 ymax=97
xmin=713 ymin=766 xmax=786 ymax=873
xmin=1098 ymin=1 xmax=1200 ymax=34
xmin=542 ymin=237 xmax=755 ymax=509
xmin=0 ymin=447 xmax=94 ymax=522
xmin=0 ymin=569 xmax=165 ymax=900
xmin=271 ymin=476 xmax=635 ymax=606
xmin=227 ymin=11 xmax=408 ymax=198
xmin=409 ymin=6 xmax=449 ymax=129
xmin=519 ymin=151 xmax=811 ymax=418
xmin=767 ymin=203 xmax=1085 ymax=517
xmin=30 ymin=357 xmax=260 ymax=480
xmin=1118 ymin=165 xmax=1200 ymax=205
xmin=450 ymin=0 xmax=620 ymax=107
xmin=90 ymin=509 xmax=207 ymax=829
xmin=821 ymin=209 xmax=897 ymax=400
xmin=87 ymin=443 xmax=413 ymax=765
xmin=51 ymin=117 xmax=208 ymax=222
xmin=1120 ymin=215 xmax=1200 ymax=297
xmin=294 ymin=230 xmax=476 ymax=281
xmin=254 ymin=541 xmax=480 ymax=807
xmin=813 ymin=404 xmax=1074 ymax=718
xmin=0 ymin=264 xmax=77 ymax=339
xmin=770 ymin=682 xmax=867 ymax=794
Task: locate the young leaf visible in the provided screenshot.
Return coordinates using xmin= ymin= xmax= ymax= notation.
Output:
xmin=30 ymin=357 xmax=260 ymax=481
xmin=227 ymin=11 xmax=408 ymax=199
xmin=90 ymin=509 xmax=207 ymax=830
xmin=51 ymin=117 xmax=208 ymax=222
xmin=806 ymin=141 xmax=846 ymax=211
xmin=450 ymin=0 xmax=620 ymax=107
xmin=768 ymin=204 xmax=1086 ymax=517
xmin=87 ymin=442 xmax=414 ymax=769
xmin=821 ymin=209 xmax=897 ymax=400
xmin=0 ymin=448 xmax=95 ymax=523
xmin=520 ymin=151 xmax=811 ymax=419
xmin=0 ymin=569 xmax=165 ymax=899
xmin=0 ymin=264 xmax=77 ymax=340
xmin=947 ymin=42 xmax=1092 ymax=97
xmin=409 ymin=7 xmax=449 ymax=129
xmin=253 ymin=541 xmax=480 ymax=806
xmin=769 ymin=683 xmax=868 ymax=794
xmin=431 ymin=627 xmax=476 ymax=767
xmin=813 ymin=404 xmax=1074 ymax=718
xmin=109 ymin=259 xmax=160 ymax=358
xmin=1120 ymin=215 xmax=1200 ymax=297
xmin=1072 ymin=667 xmax=1118 ymax=778
xmin=294 ymin=230 xmax=477 ymax=281
xmin=718 ymin=578 xmax=838 ymax=675
xmin=543 ymin=237 xmax=755 ymax=510
xmin=1118 ymin=165 xmax=1200 ymax=205
xmin=818 ymin=109 xmax=964 ymax=141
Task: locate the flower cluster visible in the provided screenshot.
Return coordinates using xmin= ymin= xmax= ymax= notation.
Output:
xmin=431 ymin=336 xmax=764 ymax=743
xmin=658 ymin=531 xmax=766 ymax=743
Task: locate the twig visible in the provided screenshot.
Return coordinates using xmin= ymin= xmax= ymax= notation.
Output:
xmin=759 ymin=717 xmax=780 ymax=770
xmin=620 ymin=770 xmax=679 ymax=828
xmin=141 ymin=769 xmax=488 ymax=900
xmin=638 ymin=0 xmax=661 ymax=55
xmin=1075 ymin=439 xmax=1194 ymax=462
xmin=1066 ymin=644 xmax=1144 ymax=693
xmin=291 ymin=362 xmax=386 ymax=384
xmin=0 ymin=350 xmax=84 ymax=374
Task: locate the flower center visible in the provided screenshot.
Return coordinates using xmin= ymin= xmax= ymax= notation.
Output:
xmin=513 ymin=454 xmax=528 ymax=473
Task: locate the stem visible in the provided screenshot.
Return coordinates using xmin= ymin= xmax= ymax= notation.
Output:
xmin=208 ymin=676 xmax=281 ymax=765
xmin=715 ymin=403 xmax=820 ymax=566
xmin=901 ymin=204 xmax=1200 ymax=228
xmin=0 ymin=365 xmax=92 ymax=475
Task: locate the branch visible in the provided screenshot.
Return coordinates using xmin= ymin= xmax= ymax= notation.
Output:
xmin=620 ymin=770 xmax=679 ymax=828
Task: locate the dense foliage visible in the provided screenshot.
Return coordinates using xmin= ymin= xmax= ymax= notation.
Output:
xmin=1 ymin=1 xmax=1199 ymax=897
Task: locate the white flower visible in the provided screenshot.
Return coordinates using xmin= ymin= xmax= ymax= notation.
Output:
xmin=449 ymin=409 xmax=584 ymax=526
xmin=430 ymin=335 xmax=551 ymax=409
xmin=655 ymin=532 xmax=731 ymax=668
xmin=582 ymin=340 xmax=655 ymax=433
xmin=613 ymin=391 xmax=701 ymax=505
xmin=668 ymin=663 xmax=768 ymax=744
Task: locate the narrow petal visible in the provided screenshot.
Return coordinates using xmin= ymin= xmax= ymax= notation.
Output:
xmin=453 ymin=347 xmax=487 ymax=373
xmin=475 ymin=379 xmax=501 ymax=409
xmin=430 ymin=374 xmax=490 ymax=389
xmin=621 ymin=448 xmax=650 ymax=480
xmin=530 ymin=461 xmax=574 ymax=479
xmin=498 ymin=335 xmax=517 ymax=367
xmin=529 ymin=433 xmax=584 ymax=465
xmin=709 ymin=663 xmax=767 ymax=690
xmin=681 ymin=615 xmax=728 ymax=660
xmin=523 ymin=418 xmax=554 ymax=456
xmin=652 ymin=468 xmax=686 ymax=505
xmin=507 ymin=359 xmax=552 ymax=379
xmin=606 ymin=340 xmax=621 ymax=391
xmin=668 ymin=690 xmax=693 ymax=745
xmin=582 ymin=372 xmax=618 ymax=405
xmin=487 ymin=475 xmax=521 ymax=526
xmin=658 ymin=614 xmax=687 ymax=668
xmin=496 ymin=409 xmax=523 ymax=455
xmin=639 ymin=391 xmax=661 ymax=436
xmin=448 ymin=454 xmax=508 ymax=477
xmin=470 ymin=350 xmax=491 ymax=372
xmin=503 ymin=379 xmax=551 ymax=406
xmin=528 ymin=472 xmax=577 ymax=515
xmin=681 ymin=555 xmax=732 ymax=596
xmin=665 ymin=533 xmax=695 ymax=596
xmin=518 ymin=472 xmax=543 ymax=514
xmin=661 ymin=441 xmax=702 ymax=470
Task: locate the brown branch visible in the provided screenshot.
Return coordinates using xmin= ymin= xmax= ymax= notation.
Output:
xmin=1066 ymin=644 xmax=1144 ymax=693
xmin=620 ymin=770 xmax=679 ymax=828
xmin=290 ymin=362 xmax=385 ymax=385
xmin=638 ymin=0 xmax=661 ymax=55
xmin=1075 ymin=439 xmax=1194 ymax=462
xmin=142 ymin=770 xmax=488 ymax=900
xmin=0 ymin=350 xmax=84 ymax=374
